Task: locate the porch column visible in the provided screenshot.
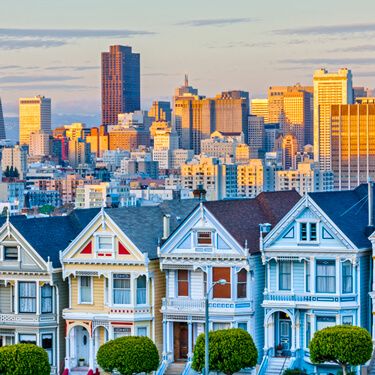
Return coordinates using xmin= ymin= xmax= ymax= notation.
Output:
xmin=108 ymin=324 xmax=114 ymax=340
xmin=162 ymin=320 xmax=167 ymax=360
xmin=187 ymin=321 xmax=193 ymax=361
xmin=291 ymin=322 xmax=296 ymax=354
xmin=14 ymin=281 xmax=19 ymax=314
xmin=89 ymin=336 xmax=94 ymax=370
xmin=64 ymin=336 xmax=70 ymax=370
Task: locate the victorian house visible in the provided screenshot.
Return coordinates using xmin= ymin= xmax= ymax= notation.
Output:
xmin=60 ymin=201 xmax=197 ymax=374
xmin=0 ymin=210 xmax=96 ymax=375
xmin=259 ymin=184 xmax=374 ymax=374
xmin=159 ymin=191 xmax=300 ymax=374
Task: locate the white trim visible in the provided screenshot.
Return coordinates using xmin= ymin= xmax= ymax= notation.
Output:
xmin=78 ymin=276 xmax=93 ymax=305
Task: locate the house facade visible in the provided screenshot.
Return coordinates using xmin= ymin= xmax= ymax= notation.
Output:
xmin=159 ymin=191 xmax=300 ymax=373
xmin=61 ymin=201 xmax=198 ymax=373
xmin=260 ymin=184 xmax=373 ymax=374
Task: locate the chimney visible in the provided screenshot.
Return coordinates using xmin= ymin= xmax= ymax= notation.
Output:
xmin=163 ymin=214 xmax=171 ymax=239
xmin=369 ymin=180 xmax=374 ymax=227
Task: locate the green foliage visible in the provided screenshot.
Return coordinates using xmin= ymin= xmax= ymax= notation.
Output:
xmin=192 ymin=328 xmax=258 ymax=375
xmin=96 ymin=336 xmax=159 ymax=375
xmin=309 ymin=325 xmax=372 ymax=374
xmin=3 ymin=166 xmax=19 ymax=178
xmin=0 ymin=343 xmax=51 ymax=375
xmin=39 ymin=205 xmax=55 ymax=215
xmin=283 ymin=369 xmax=307 ymax=375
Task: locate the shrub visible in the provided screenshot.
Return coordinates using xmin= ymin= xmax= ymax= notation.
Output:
xmin=0 ymin=344 xmax=51 ymax=375
xmin=309 ymin=325 xmax=372 ymax=375
xmin=192 ymin=328 xmax=258 ymax=375
xmin=96 ymin=336 xmax=159 ymax=375
xmin=283 ymin=369 xmax=307 ymax=375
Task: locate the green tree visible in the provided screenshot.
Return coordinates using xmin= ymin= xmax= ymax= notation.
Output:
xmin=192 ymin=328 xmax=258 ymax=375
xmin=13 ymin=167 xmax=19 ymax=178
xmin=309 ymin=325 xmax=372 ymax=375
xmin=39 ymin=204 xmax=55 ymax=215
xmin=96 ymin=336 xmax=159 ymax=375
xmin=0 ymin=343 xmax=51 ymax=375
xmin=4 ymin=166 xmax=10 ymax=177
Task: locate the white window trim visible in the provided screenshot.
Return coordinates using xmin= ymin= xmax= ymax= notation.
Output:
xmin=194 ymin=228 xmax=216 ymax=248
xmin=136 ymin=326 xmax=148 ymax=337
xmin=78 ymin=276 xmax=93 ymax=305
xmin=277 ymin=260 xmax=293 ymax=292
xmin=41 ymin=332 xmax=55 ymax=366
xmin=93 ymin=232 xmax=115 ymax=256
xmin=112 ymin=273 xmax=132 ymax=306
xmin=296 ymin=219 xmax=320 ymax=245
xmin=304 ymin=260 xmax=310 ymax=293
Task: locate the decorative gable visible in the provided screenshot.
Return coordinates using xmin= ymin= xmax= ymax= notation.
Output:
xmin=118 ymin=242 xmax=130 ymax=255
xmin=80 ymin=242 xmax=92 ymax=254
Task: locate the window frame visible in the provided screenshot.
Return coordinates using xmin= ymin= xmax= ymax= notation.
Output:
xmin=18 ymin=282 xmax=37 ymax=313
xmin=3 ymin=246 xmax=19 ymax=261
xmin=298 ymin=221 xmax=319 ymax=243
xmin=136 ymin=275 xmax=147 ymax=305
xmin=213 ymin=267 xmax=231 ymax=299
xmin=113 ymin=273 xmax=131 ymax=305
xmin=279 ymin=261 xmax=292 ymax=291
xmin=342 ymin=261 xmax=353 ymax=294
xmin=137 ymin=327 xmax=147 ymax=337
xmin=316 ymin=260 xmax=336 ymax=294
xmin=305 ymin=260 xmax=310 ymax=292
xmin=237 ymin=269 xmax=247 ymax=299
xmin=79 ymin=276 xmax=93 ymax=304
xmin=177 ymin=270 xmax=189 ymax=297
xmin=41 ymin=333 xmax=54 ymax=365
xmin=41 ymin=284 xmax=53 ymax=314
xmin=197 ymin=231 xmax=213 ymax=246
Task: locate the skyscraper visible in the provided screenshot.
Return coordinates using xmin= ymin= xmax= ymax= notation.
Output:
xmin=313 ymin=68 xmax=353 ymax=171
xmin=101 ymin=45 xmax=140 ymax=127
xmin=0 ymin=98 xmax=6 ymax=140
xmin=19 ymin=96 xmax=51 ymax=146
xmin=331 ymin=103 xmax=375 ymax=190
xmin=250 ymin=99 xmax=269 ymax=123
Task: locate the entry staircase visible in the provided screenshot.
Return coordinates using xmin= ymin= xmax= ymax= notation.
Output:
xmin=264 ymin=357 xmax=292 ymax=375
xmin=164 ymin=362 xmax=186 ymax=375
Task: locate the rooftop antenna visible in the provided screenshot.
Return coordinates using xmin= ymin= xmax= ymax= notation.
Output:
xmin=184 ymin=74 xmax=189 ymax=87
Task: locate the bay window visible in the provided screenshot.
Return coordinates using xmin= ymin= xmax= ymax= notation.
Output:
xmin=197 ymin=231 xmax=212 ymax=245
xmin=213 ymin=267 xmax=231 ymax=298
xmin=136 ymin=275 xmax=146 ymax=304
xmin=113 ymin=274 xmax=131 ymax=305
xmin=79 ymin=276 xmax=92 ymax=304
xmin=316 ymin=316 xmax=336 ymax=331
xmin=19 ymin=334 xmax=36 ymax=344
xmin=342 ymin=261 xmax=353 ymax=293
xmin=177 ymin=270 xmax=189 ymax=297
xmin=19 ymin=282 xmax=36 ymax=313
xmin=41 ymin=285 xmax=53 ymax=313
xmin=279 ymin=261 xmax=291 ymax=291
xmin=316 ymin=260 xmax=335 ymax=293
xmin=42 ymin=334 xmax=53 ymax=364
xmin=237 ymin=269 xmax=247 ymax=299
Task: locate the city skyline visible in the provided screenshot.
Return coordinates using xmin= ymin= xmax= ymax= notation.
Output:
xmin=1 ymin=0 xmax=375 ymax=120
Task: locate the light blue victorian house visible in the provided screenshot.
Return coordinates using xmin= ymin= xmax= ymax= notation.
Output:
xmin=259 ymin=183 xmax=374 ymax=374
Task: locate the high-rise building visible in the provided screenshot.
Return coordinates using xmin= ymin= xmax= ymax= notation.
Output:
xmin=313 ymin=68 xmax=353 ymax=171
xmin=101 ymin=45 xmax=140 ymax=127
xmin=1 ymin=146 xmax=27 ymax=179
xmin=250 ymin=99 xmax=269 ymax=123
xmin=152 ymin=125 xmax=179 ymax=170
xmin=331 ymin=103 xmax=375 ymax=190
xmin=248 ymin=115 xmax=265 ymax=158
xmin=214 ymin=91 xmax=249 ymax=140
xmin=148 ymin=101 xmax=172 ymax=123
xmin=68 ymin=139 xmax=90 ymax=167
xmin=19 ymin=96 xmax=51 ymax=146
xmin=281 ymin=134 xmax=298 ymax=170
xmin=29 ymin=131 xmax=51 ymax=157
xmin=237 ymin=159 xmax=264 ymax=198
xmin=0 ymin=98 xmax=6 ymax=140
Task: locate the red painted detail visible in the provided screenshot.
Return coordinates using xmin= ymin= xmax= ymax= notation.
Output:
xmin=81 ymin=242 xmax=92 ymax=254
xmin=94 ymin=369 xmax=100 ymax=375
xmin=98 ymin=253 xmax=104 ymax=257
xmin=110 ymin=321 xmax=133 ymax=325
xmin=87 ymin=370 xmax=94 ymax=375
xmin=62 ymin=369 xmax=69 ymax=375
xmin=105 ymin=253 xmax=112 ymax=257
xmin=118 ymin=242 xmax=130 ymax=255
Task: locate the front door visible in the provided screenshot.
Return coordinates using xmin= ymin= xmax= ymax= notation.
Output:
xmin=174 ymin=323 xmax=188 ymax=361
xmin=75 ymin=327 xmax=89 ymax=367
xmin=279 ymin=314 xmax=291 ymax=356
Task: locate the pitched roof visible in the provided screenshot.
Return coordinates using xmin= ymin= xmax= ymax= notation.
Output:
xmin=309 ymin=184 xmax=374 ymax=249
xmin=203 ymin=190 xmax=301 ymax=254
xmin=106 ymin=199 xmax=200 ymax=259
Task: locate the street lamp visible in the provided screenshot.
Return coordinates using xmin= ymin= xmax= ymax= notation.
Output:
xmin=204 ymin=278 xmax=227 ymax=375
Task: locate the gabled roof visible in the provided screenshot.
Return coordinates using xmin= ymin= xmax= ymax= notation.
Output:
xmin=106 ymin=199 xmax=200 ymax=259
xmin=309 ymin=184 xmax=374 ymax=249
xmin=203 ymin=190 xmax=301 ymax=254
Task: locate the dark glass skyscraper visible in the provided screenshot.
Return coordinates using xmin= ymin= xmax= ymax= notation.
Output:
xmin=101 ymin=45 xmax=140 ymax=127
xmin=0 ymin=98 xmax=6 ymax=140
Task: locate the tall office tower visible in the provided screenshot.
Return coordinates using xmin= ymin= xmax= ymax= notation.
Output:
xmin=19 ymin=96 xmax=51 ymax=146
xmin=0 ymin=98 xmax=6 ymax=140
xmin=268 ymin=86 xmax=289 ymax=123
xmin=281 ymin=134 xmax=298 ymax=170
xmin=248 ymin=115 xmax=265 ymax=158
xmin=148 ymin=101 xmax=172 ymax=123
xmin=29 ymin=131 xmax=51 ymax=157
xmin=1 ymin=145 xmax=27 ymax=179
xmin=331 ymin=104 xmax=375 ymax=190
xmin=313 ymin=68 xmax=353 ymax=171
xmin=152 ymin=126 xmax=179 ymax=169
xmin=101 ymin=45 xmax=140 ymax=127
xmin=68 ymin=139 xmax=90 ymax=167
xmin=86 ymin=125 xmax=109 ymax=157
xmin=214 ymin=91 xmax=249 ymax=140
xmin=250 ymin=99 xmax=269 ymax=123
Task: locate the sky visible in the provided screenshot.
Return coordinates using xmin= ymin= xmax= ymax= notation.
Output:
xmin=1 ymin=0 xmax=375 ymax=124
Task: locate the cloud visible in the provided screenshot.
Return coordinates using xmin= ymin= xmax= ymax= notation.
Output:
xmin=353 ymin=71 xmax=375 ymax=77
xmin=176 ymin=18 xmax=256 ymax=27
xmin=0 ymin=38 xmax=66 ymax=50
xmin=1 ymin=84 xmax=96 ymax=91
xmin=328 ymin=44 xmax=375 ymax=53
xmin=142 ymin=72 xmax=179 ymax=77
xmin=207 ymin=40 xmax=274 ymax=49
xmin=279 ymin=57 xmax=375 ymax=66
xmin=45 ymin=65 xmax=100 ymax=71
xmin=274 ymin=23 xmax=375 ymax=35
xmin=0 ymin=75 xmax=81 ymax=83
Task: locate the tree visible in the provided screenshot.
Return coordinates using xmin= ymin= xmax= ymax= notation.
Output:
xmin=96 ymin=336 xmax=159 ymax=375
xmin=309 ymin=325 xmax=372 ymax=375
xmin=0 ymin=343 xmax=51 ymax=375
xmin=192 ymin=328 xmax=258 ymax=375
xmin=4 ymin=166 xmax=10 ymax=177
xmin=39 ymin=204 xmax=55 ymax=215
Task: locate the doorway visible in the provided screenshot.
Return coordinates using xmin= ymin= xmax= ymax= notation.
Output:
xmin=275 ymin=312 xmax=291 ymax=357
xmin=173 ymin=322 xmax=188 ymax=361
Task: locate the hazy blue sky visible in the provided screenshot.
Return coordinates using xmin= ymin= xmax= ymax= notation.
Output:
xmin=1 ymin=0 xmax=375 ymax=122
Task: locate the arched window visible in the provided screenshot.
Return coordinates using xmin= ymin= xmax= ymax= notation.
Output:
xmin=136 ymin=276 xmax=147 ymax=304
xmin=237 ymin=269 xmax=247 ymax=299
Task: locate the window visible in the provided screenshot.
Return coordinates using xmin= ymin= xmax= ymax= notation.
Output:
xmin=238 ymin=322 xmax=247 ymax=331
xmin=137 ymin=327 xmax=147 ymax=336
xmin=310 ymin=223 xmax=317 ymax=241
xmin=316 ymin=260 xmax=335 ymax=293
xmin=342 ymin=316 xmax=353 ymax=325
xmin=113 ymin=274 xmax=131 ymax=305
xmin=42 ymin=334 xmax=53 ymax=364
xmin=98 ymin=236 xmax=113 ymax=251
xmin=237 ymin=269 xmax=247 ymax=299
xmin=342 ymin=261 xmax=353 ymax=293
xmin=4 ymin=247 xmax=18 ymax=261
xmin=213 ymin=322 xmax=230 ymax=331
xmin=136 ymin=276 xmax=146 ymax=304
xmin=300 ymin=223 xmax=307 ymax=241
xmin=316 ymin=316 xmax=336 ymax=331
xmin=213 ymin=267 xmax=231 ymax=299
xmin=279 ymin=261 xmax=291 ymax=291
xmin=41 ymin=285 xmax=53 ymax=313
xmin=197 ymin=231 xmax=212 ymax=245
xmin=177 ymin=270 xmax=189 ymax=297
xmin=114 ymin=327 xmax=131 ymax=338
xmin=19 ymin=334 xmax=36 ymax=344
xmin=305 ymin=315 xmax=311 ymax=348
xmin=79 ymin=276 xmax=92 ymax=304
xmin=305 ymin=261 xmax=310 ymax=292
xmin=19 ymin=282 xmax=36 ymax=313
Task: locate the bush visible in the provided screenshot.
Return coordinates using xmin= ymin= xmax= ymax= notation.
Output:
xmin=283 ymin=369 xmax=307 ymax=375
xmin=0 ymin=343 xmax=51 ymax=375
xmin=96 ymin=336 xmax=159 ymax=375
xmin=192 ymin=328 xmax=258 ymax=375
xmin=309 ymin=325 xmax=372 ymax=375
